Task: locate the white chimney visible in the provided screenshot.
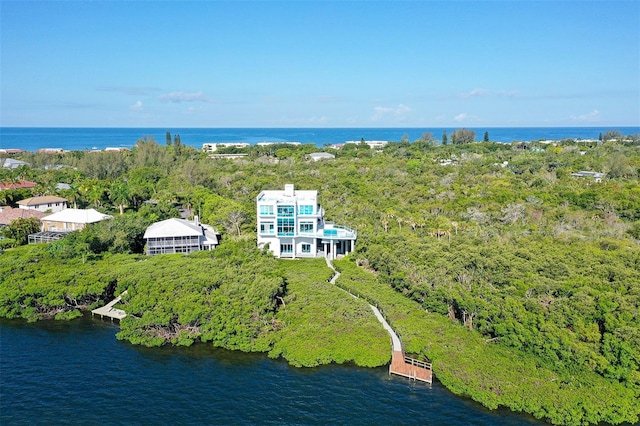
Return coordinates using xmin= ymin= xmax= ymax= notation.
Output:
xmin=284 ymin=184 xmax=295 ymax=196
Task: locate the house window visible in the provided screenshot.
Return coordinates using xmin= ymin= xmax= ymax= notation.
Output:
xmin=277 ymin=218 xmax=294 ymax=236
xmin=277 ymin=205 xmax=294 ymax=217
xmin=301 ymin=244 xmax=311 ymax=253
xmin=280 ymin=244 xmax=293 ymax=254
xmin=298 ymin=205 xmax=314 ymax=215
xmin=260 ymin=222 xmax=274 ymax=234
xmin=259 ymin=205 xmax=274 ymax=215
xmin=299 ymin=222 xmax=314 ymax=234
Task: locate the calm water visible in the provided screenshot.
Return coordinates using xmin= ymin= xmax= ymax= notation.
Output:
xmin=1 ymin=127 xmax=638 ymax=152
xmin=1 ymin=315 xmax=543 ymax=425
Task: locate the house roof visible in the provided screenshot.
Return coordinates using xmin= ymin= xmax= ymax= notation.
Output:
xmin=0 ymin=180 xmax=37 ymax=190
xmin=2 ymin=158 xmax=30 ymax=169
xmin=41 ymin=208 xmax=112 ymax=224
xmin=144 ymin=217 xmax=215 ymax=238
xmin=0 ymin=206 xmax=46 ymax=226
xmin=257 ymin=184 xmax=318 ymax=203
xmin=308 ymin=152 xmax=335 ymax=161
xmin=18 ymin=196 xmax=68 ymax=206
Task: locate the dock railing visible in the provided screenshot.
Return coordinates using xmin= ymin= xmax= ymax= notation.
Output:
xmin=404 ymin=356 xmax=432 ymax=371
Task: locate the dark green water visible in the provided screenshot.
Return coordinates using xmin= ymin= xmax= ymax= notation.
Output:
xmin=1 ymin=315 xmax=543 ymax=425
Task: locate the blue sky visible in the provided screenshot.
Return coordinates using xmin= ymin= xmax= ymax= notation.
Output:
xmin=1 ymin=0 xmax=638 ymax=128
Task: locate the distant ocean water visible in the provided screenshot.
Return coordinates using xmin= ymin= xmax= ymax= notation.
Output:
xmin=0 ymin=316 xmax=543 ymax=425
xmin=1 ymin=127 xmax=638 ymax=152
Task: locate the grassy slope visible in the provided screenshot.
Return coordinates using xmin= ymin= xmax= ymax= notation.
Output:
xmin=269 ymin=258 xmax=390 ymax=367
xmin=333 ymin=258 xmax=639 ymax=426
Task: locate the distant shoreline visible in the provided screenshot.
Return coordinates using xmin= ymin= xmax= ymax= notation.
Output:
xmin=1 ymin=126 xmax=638 ymax=152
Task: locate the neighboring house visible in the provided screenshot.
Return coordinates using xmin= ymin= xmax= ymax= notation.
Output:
xmin=2 ymin=158 xmax=30 ymax=169
xmin=571 ymin=171 xmax=605 ymax=183
xmin=18 ymin=196 xmax=68 ymax=213
xmin=345 ymin=140 xmax=389 ymax=149
xmin=0 ymin=180 xmax=37 ymax=190
xmin=307 ymin=152 xmax=335 ymax=162
xmin=0 ymin=206 xmax=46 ymax=227
xmin=143 ymin=217 xmax=219 ymax=256
xmin=40 ymin=208 xmax=112 ymax=232
xmin=202 ymin=142 xmax=250 ymax=152
xmin=256 ymin=184 xmax=356 ymax=259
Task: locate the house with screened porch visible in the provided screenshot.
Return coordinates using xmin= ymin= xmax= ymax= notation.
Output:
xmin=256 ymin=184 xmax=356 ymax=259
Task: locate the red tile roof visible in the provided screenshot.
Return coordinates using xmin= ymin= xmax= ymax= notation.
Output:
xmin=0 ymin=206 xmax=46 ymax=226
xmin=0 ymin=180 xmax=37 ymax=190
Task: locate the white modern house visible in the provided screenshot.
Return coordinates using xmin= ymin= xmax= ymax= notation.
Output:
xmin=143 ymin=217 xmax=219 ymax=256
xmin=18 ymin=196 xmax=68 ymax=213
xmin=256 ymin=184 xmax=356 ymax=259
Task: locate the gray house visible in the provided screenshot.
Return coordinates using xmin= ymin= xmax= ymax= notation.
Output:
xmin=143 ymin=217 xmax=219 ymax=256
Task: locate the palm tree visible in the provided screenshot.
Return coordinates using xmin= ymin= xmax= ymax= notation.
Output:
xmin=109 ymin=180 xmax=131 ymax=215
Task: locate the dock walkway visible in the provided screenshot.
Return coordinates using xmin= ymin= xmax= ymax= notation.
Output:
xmin=325 ymin=258 xmax=432 ymax=384
xmin=91 ymin=290 xmax=128 ymax=321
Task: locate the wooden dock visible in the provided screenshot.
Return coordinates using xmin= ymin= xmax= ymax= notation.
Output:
xmin=91 ymin=290 xmax=127 ymax=321
xmin=389 ymin=351 xmax=433 ymax=384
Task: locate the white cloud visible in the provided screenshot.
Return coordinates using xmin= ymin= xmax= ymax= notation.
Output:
xmin=460 ymin=88 xmax=489 ymax=99
xmin=497 ymin=90 xmax=520 ymax=98
xmin=571 ymin=109 xmax=600 ymax=122
xmin=453 ymin=112 xmax=480 ymax=123
xmin=454 ymin=113 xmax=468 ymax=122
xmin=129 ymin=101 xmax=143 ymax=111
xmin=159 ymin=91 xmax=213 ymax=103
xmin=371 ymin=104 xmax=411 ymax=122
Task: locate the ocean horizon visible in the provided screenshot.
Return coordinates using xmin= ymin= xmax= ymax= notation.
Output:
xmin=1 ymin=126 xmax=638 ymax=152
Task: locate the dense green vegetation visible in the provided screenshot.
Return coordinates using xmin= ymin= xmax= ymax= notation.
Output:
xmin=1 ymin=133 xmax=639 ymax=425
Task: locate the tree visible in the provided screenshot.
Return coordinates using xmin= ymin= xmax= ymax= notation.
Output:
xmin=166 ymin=131 xmax=172 ymax=146
xmin=484 ymin=131 xmax=489 ymax=142
xmin=603 ymin=130 xmax=622 ymax=141
xmin=1 ymin=217 xmax=41 ymax=245
xmin=451 ymin=128 xmax=475 ymax=144
xmin=109 ymin=180 xmax=132 ymax=215
xmin=442 ymin=131 xmax=448 ymax=145
xmin=174 ymin=134 xmax=183 ymax=156
xmin=226 ymin=210 xmax=247 ymax=236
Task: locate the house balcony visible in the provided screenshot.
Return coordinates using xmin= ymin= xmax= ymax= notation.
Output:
xmin=318 ymin=223 xmax=356 ymax=240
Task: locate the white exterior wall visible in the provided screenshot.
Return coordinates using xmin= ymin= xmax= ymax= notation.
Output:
xmin=256 ymin=185 xmax=320 ymax=258
xmin=19 ymin=202 xmax=66 ymax=213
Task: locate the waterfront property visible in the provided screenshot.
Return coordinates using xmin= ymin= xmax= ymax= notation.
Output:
xmin=256 ymin=184 xmax=356 ymax=259
xmin=17 ymin=196 xmax=68 ymax=213
xmin=143 ymin=217 xmax=219 ymax=255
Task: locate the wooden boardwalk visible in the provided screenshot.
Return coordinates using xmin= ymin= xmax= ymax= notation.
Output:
xmin=91 ymin=290 xmax=127 ymax=321
xmin=326 ymin=258 xmax=433 ymax=384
